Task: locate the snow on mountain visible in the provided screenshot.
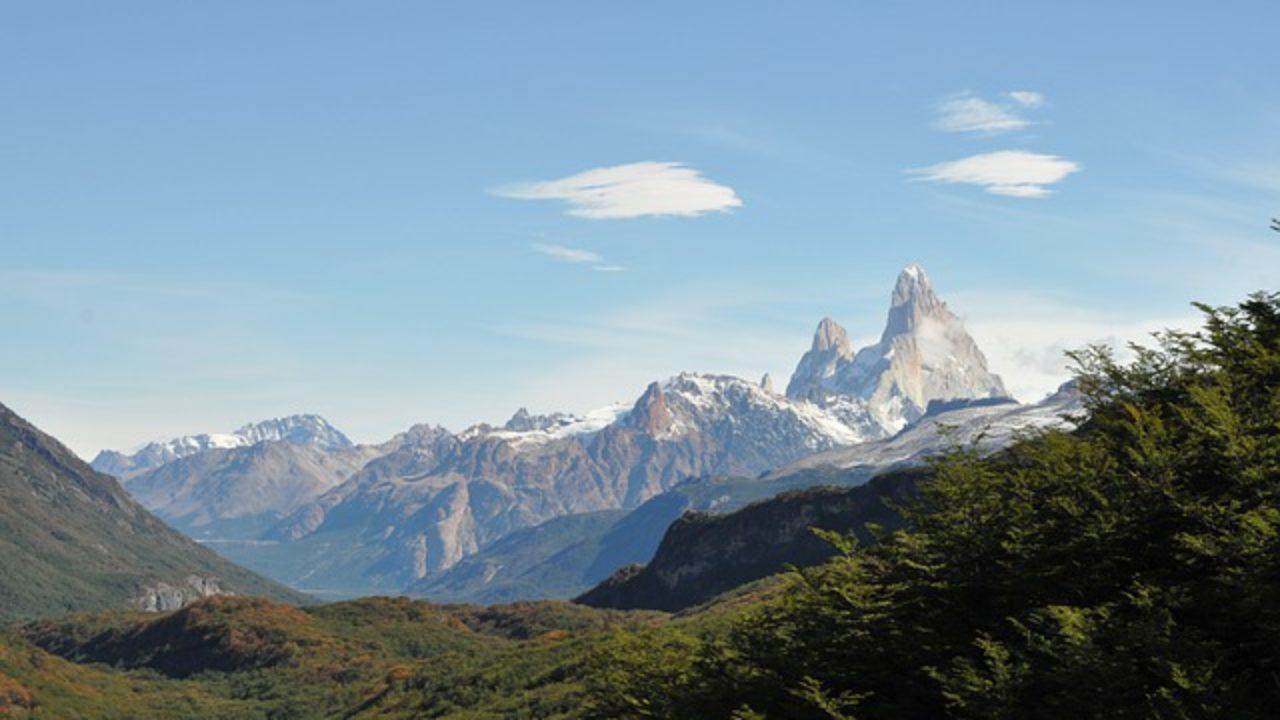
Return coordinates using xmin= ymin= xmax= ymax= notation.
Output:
xmin=787 ymin=263 xmax=1009 ymax=433
xmin=646 ymin=372 xmax=871 ymax=447
xmin=231 ymin=414 xmax=353 ymax=450
xmin=485 ymin=403 xmax=632 ymax=446
xmin=91 ymin=414 xmax=352 ymax=480
xmin=766 ymin=381 xmax=1081 ymax=480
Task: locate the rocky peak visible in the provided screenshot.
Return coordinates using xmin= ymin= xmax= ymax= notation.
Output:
xmin=812 ymin=317 xmax=853 ymax=355
xmin=883 ymin=263 xmax=950 ymax=340
xmin=503 ymin=408 xmax=537 ymax=431
xmin=94 ymin=414 xmax=352 ymax=480
xmin=502 ymin=408 xmax=579 ymax=433
xmin=760 ymin=373 xmax=775 ymax=394
xmin=891 ymin=263 xmax=930 ymax=304
xmin=626 ymin=382 xmax=675 ymax=436
xmin=786 ymin=264 xmax=1009 ymax=432
xmin=785 ymin=317 xmax=856 ymax=400
xmin=398 ymin=423 xmax=454 ymax=445
xmin=233 ymin=414 xmax=352 ymax=450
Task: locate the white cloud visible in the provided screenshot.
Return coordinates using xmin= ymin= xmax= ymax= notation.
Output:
xmin=909 ymin=150 xmax=1081 ymax=198
xmin=531 ymin=243 xmax=625 ymax=273
xmin=532 ymin=243 xmax=603 ymax=264
xmin=935 ymin=93 xmax=1031 ymax=134
xmin=953 ymin=289 xmax=1199 ymax=403
xmin=1009 ymin=90 xmax=1044 ymax=108
xmin=493 ymin=161 xmax=742 ymax=219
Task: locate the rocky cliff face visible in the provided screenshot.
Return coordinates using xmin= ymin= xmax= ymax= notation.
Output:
xmin=787 ymin=264 xmax=1009 ymax=432
xmin=131 ymin=575 xmax=230 ymax=613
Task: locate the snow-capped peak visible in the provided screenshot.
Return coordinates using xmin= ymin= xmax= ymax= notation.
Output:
xmin=91 ymin=414 xmax=351 ymax=479
xmin=786 ymin=264 xmax=1010 ymax=432
xmin=232 ymin=414 xmax=352 ymax=450
xmin=614 ymin=371 xmax=875 ymax=447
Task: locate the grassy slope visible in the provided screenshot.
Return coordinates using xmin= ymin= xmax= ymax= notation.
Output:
xmin=0 ymin=401 xmax=308 ymax=622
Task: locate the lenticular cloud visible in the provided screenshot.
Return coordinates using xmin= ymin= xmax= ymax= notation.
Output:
xmin=493 ymin=161 xmax=742 ymax=219
xmin=909 ymin=150 xmax=1081 ymax=198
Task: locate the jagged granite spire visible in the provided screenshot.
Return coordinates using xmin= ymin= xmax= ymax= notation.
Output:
xmin=785 ymin=317 xmax=856 ymax=399
xmin=812 ymin=316 xmax=853 ymax=354
xmin=882 ymin=263 xmax=948 ymax=340
xmin=760 ymin=373 xmax=775 ymax=394
xmin=786 ymin=264 xmax=1009 ymax=432
xmin=624 ymin=381 xmax=675 ymax=436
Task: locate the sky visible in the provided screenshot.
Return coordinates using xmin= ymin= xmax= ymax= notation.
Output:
xmin=3 ymin=2 xmax=1279 ymax=458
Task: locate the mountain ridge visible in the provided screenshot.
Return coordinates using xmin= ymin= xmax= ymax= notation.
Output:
xmin=0 ymin=401 xmax=308 ymax=622
xmin=91 ymin=414 xmax=352 ymax=480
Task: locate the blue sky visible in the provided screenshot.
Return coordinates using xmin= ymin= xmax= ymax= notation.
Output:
xmin=3 ymin=2 xmax=1278 ymax=457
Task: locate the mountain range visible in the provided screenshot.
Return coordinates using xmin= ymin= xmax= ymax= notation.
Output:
xmin=88 ymin=264 xmax=1074 ymax=601
xmin=415 ymin=382 xmax=1080 ymax=604
xmin=91 ymin=414 xmax=353 ymax=480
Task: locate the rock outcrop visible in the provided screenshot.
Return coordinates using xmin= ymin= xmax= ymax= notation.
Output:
xmin=131 ymin=575 xmax=231 ymax=613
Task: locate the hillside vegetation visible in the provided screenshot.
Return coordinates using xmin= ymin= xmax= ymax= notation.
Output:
xmin=577 ymin=473 xmax=914 ymax=611
xmin=0 ymin=402 xmax=307 ymax=623
xmin=5 ymin=594 xmax=677 ymax=719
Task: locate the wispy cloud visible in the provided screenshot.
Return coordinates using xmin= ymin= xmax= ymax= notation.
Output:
xmin=1008 ymin=90 xmax=1044 ymax=109
xmin=953 ymin=289 xmax=1199 ymax=403
xmin=935 ymin=92 xmax=1037 ymax=134
xmin=493 ymin=161 xmax=742 ymax=219
xmin=531 ymin=243 xmax=624 ymax=273
xmin=909 ymin=150 xmax=1081 ymax=198
xmin=532 ymin=243 xmax=603 ymax=264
